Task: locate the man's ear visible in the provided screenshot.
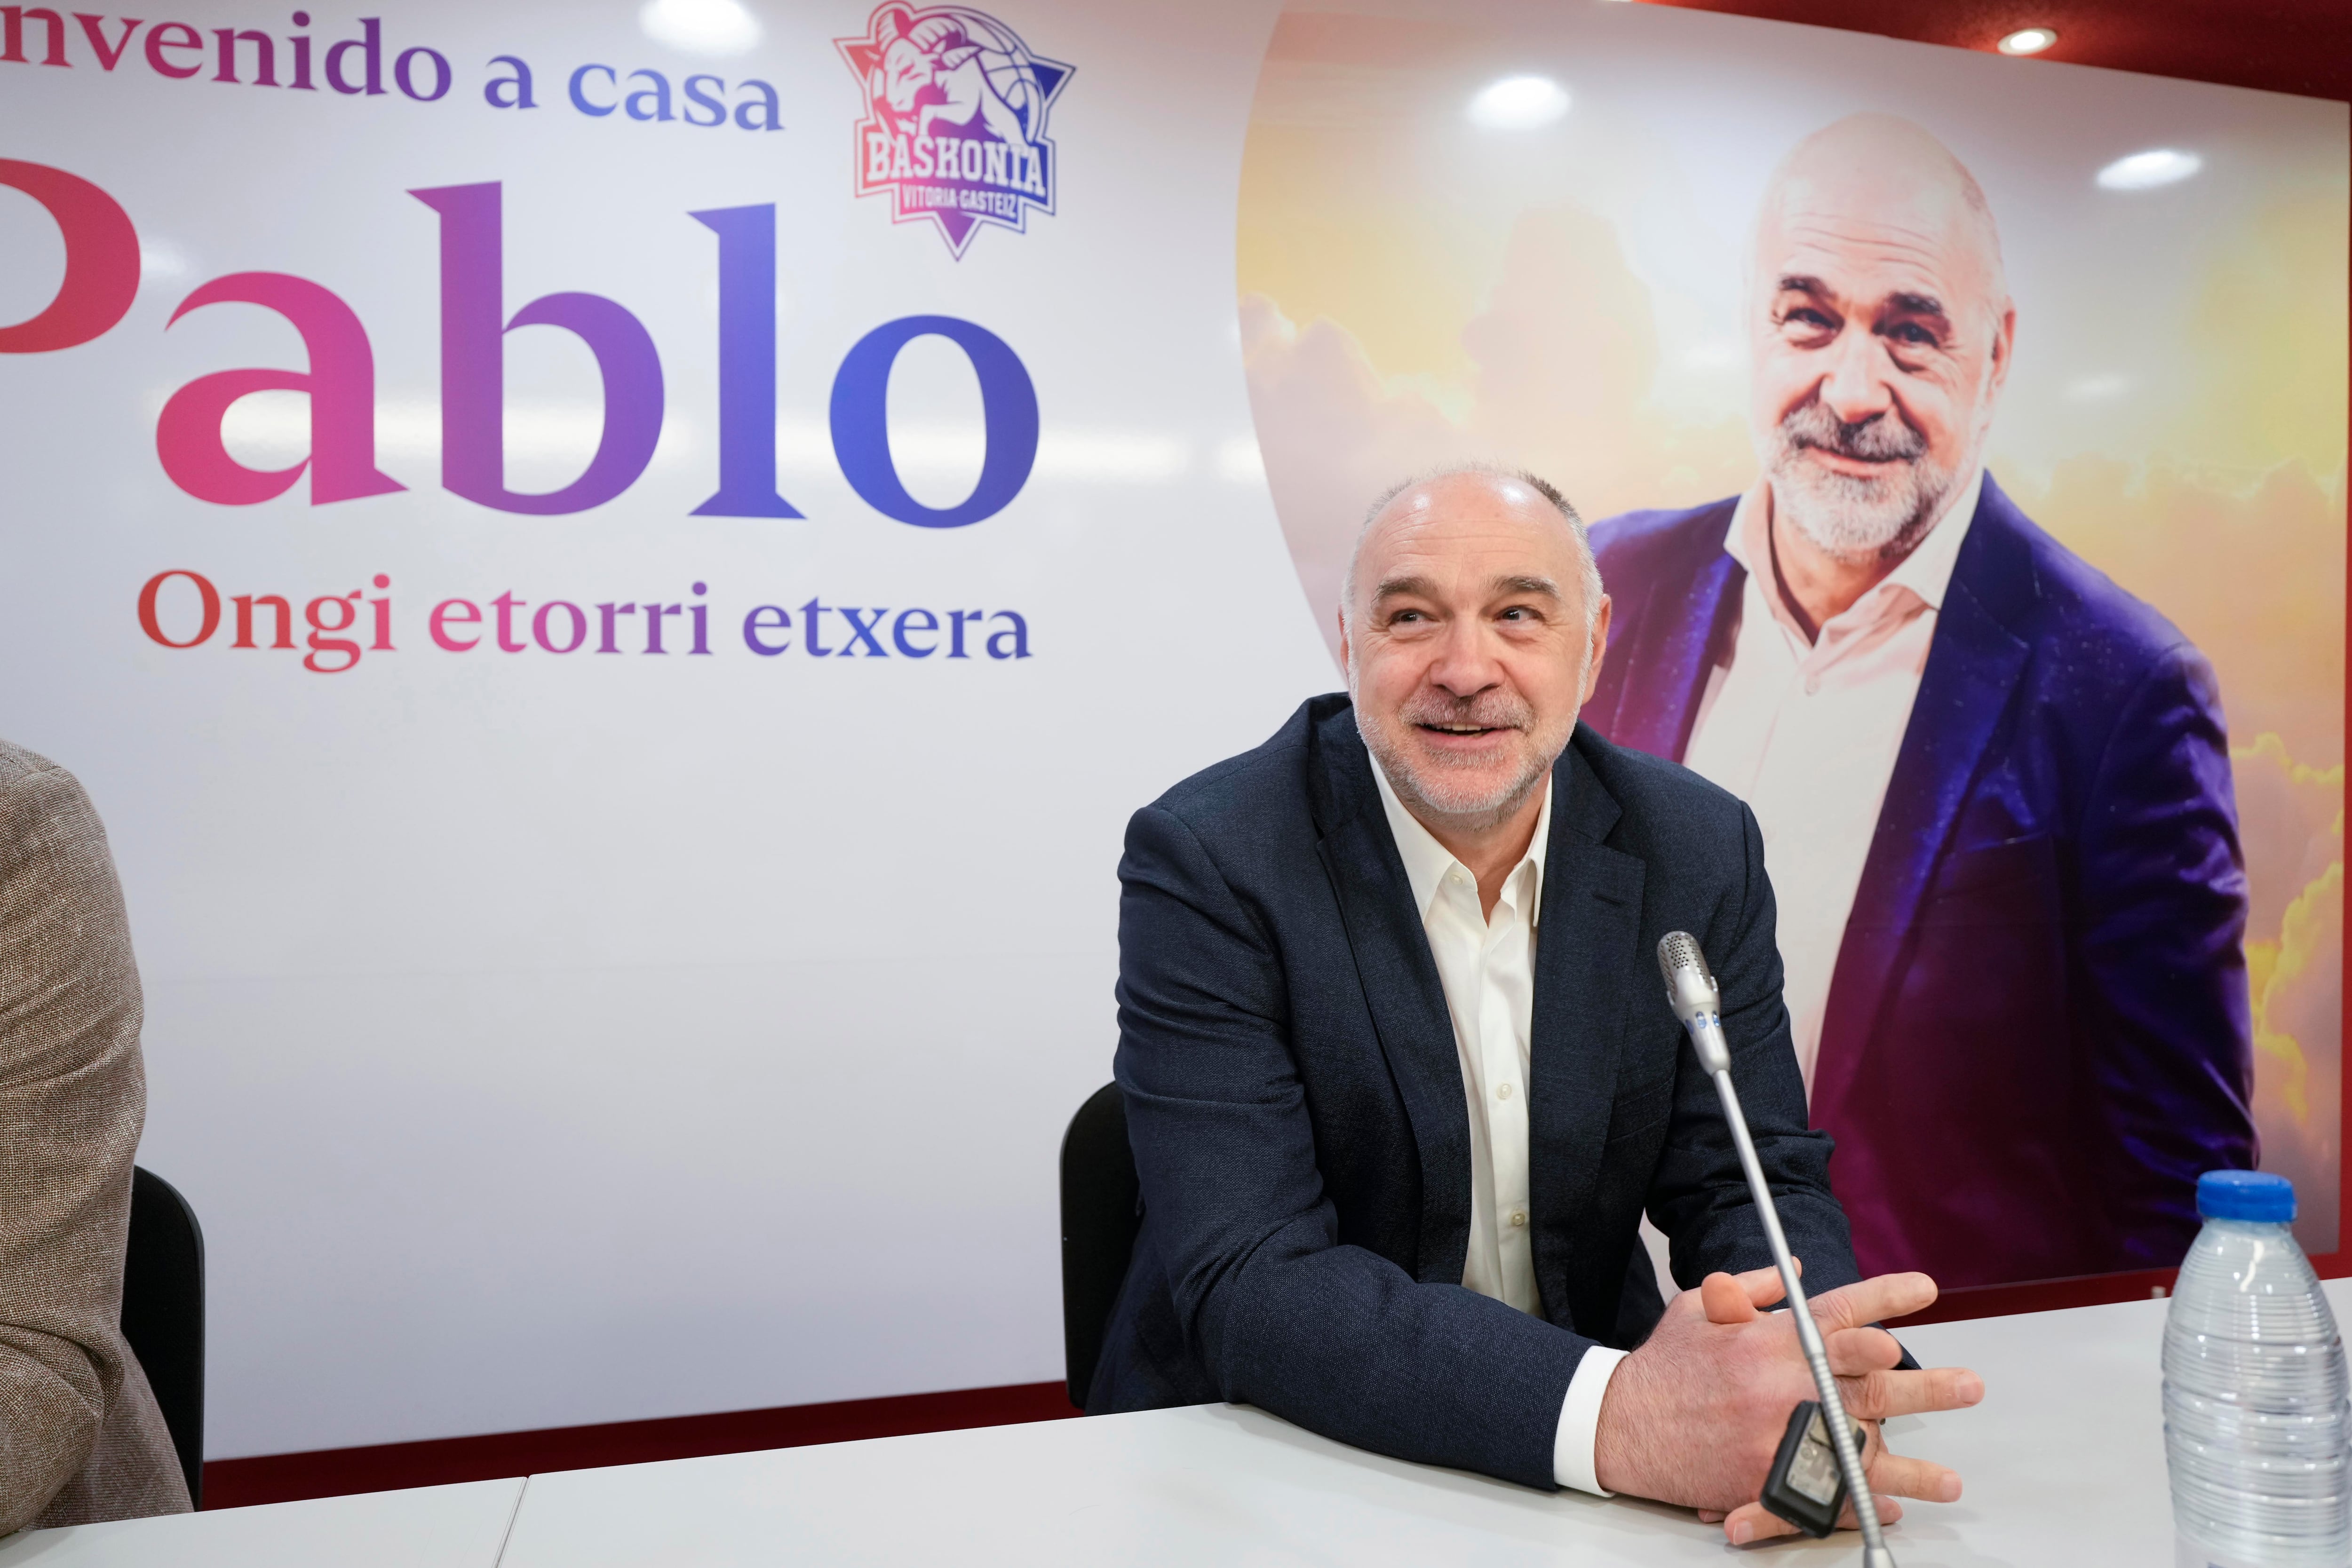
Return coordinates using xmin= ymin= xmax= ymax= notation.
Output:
xmin=1335 ymin=606 xmax=1352 ymax=675
xmin=1986 ymin=299 xmax=2018 ymax=398
xmin=1580 ymin=594 xmax=1613 ymax=707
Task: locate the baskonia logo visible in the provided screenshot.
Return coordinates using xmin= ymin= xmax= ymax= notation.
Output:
xmin=836 ymin=4 xmax=1072 ymax=258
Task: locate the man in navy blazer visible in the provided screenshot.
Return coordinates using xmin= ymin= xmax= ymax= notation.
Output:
xmin=1099 ymin=465 xmax=1981 ymax=1544
xmin=1584 ymin=115 xmax=2254 ymax=1289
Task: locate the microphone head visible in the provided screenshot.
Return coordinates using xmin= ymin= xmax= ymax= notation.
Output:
xmin=1656 ymin=931 xmax=1721 ymax=1024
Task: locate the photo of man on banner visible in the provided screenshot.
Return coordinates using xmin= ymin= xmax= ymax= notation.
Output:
xmin=1582 ymin=113 xmax=2256 ymax=1288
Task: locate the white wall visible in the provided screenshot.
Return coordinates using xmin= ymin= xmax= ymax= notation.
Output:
xmin=0 ymin=0 xmax=1326 ymax=1457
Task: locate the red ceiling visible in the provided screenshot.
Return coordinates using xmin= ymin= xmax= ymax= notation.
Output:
xmin=1637 ymin=0 xmax=2352 ymax=104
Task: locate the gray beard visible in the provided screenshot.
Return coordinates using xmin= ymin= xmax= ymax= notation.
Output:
xmin=1763 ymin=405 xmax=1960 ymax=563
xmin=1360 ymin=722 xmax=1554 ymax=830
xmin=1345 ymin=668 xmax=1566 ymax=831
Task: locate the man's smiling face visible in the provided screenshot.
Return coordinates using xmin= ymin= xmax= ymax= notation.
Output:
xmin=1341 ymin=472 xmax=1608 ymax=829
xmin=1748 ymin=115 xmax=2015 ymax=563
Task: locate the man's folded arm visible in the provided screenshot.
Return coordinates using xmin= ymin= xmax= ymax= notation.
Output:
xmin=1114 ymin=803 xmax=1595 ymax=1489
xmin=1647 ymin=801 xmax=1855 ymax=1296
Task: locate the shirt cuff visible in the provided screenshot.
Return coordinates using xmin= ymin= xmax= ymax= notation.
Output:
xmin=1553 ymin=1346 xmax=1629 ymax=1496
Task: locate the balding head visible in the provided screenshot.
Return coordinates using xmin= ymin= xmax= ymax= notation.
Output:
xmin=1754 ymin=114 xmax=2007 ymax=317
xmin=1747 ymin=115 xmax=2017 ymax=563
xmin=1338 ymin=464 xmax=1612 ymax=833
xmin=1343 ymin=463 xmax=1603 ymax=636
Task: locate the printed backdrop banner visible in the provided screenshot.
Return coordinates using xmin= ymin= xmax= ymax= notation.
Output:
xmin=1238 ymin=0 xmax=2347 ymax=1290
xmin=0 ymin=0 xmax=2341 ymax=1458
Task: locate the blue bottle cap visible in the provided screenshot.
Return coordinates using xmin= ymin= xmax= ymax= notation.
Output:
xmin=2198 ymin=1169 xmax=2296 ymax=1223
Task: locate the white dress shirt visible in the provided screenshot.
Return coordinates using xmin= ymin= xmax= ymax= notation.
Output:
xmin=1371 ymin=765 xmax=1627 ymax=1497
xmin=1682 ymin=470 xmax=1983 ymax=1092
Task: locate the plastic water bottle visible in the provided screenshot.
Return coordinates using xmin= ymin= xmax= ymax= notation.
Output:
xmin=2165 ymin=1171 xmax=2350 ymax=1567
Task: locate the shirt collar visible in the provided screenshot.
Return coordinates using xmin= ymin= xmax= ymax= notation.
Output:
xmin=1370 ymin=759 xmax=1553 ymax=927
xmin=1723 ymin=464 xmax=1984 ymax=622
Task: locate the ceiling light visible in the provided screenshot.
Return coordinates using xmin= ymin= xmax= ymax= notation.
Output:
xmin=1997 ymin=27 xmax=2058 ymax=55
xmin=640 ymin=0 xmax=760 ymax=56
xmin=1468 ymin=76 xmax=1571 ymax=131
xmin=2096 ymin=149 xmax=2203 ymax=190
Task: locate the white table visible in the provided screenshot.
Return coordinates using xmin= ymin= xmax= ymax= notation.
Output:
xmin=16 ymin=1281 xmax=2342 ymax=1566
xmin=0 ymin=1477 xmax=523 ymax=1568
xmin=498 ymin=1283 xmax=2352 ymax=1567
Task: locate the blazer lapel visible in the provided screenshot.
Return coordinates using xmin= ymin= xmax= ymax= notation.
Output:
xmin=1528 ymin=738 xmax=1645 ymax=1327
xmin=1612 ymin=546 xmax=1742 ymax=763
xmin=1310 ymin=712 xmax=1473 ymax=1283
xmin=1813 ymin=487 xmax=2034 ymax=1118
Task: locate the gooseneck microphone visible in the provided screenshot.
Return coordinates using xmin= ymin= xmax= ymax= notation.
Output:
xmin=1657 ymin=932 xmax=1896 ymax=1568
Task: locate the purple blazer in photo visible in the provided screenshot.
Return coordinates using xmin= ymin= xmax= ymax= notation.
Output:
xmin=1585 ymin=475 xmax=2256 ymax=1288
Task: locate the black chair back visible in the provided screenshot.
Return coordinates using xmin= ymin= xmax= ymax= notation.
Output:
xmin=1059 ymin=1083 xmax=1140 ymax=1410
xmin=122 ymin=1166 xmax=204 ymax=1508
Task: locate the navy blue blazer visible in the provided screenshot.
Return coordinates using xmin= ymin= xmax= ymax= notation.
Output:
xmin=1093 ymin=697 xmax=1859 ymax=1489
xmin=1586 ymin=476 xmax=2254 ymax=1287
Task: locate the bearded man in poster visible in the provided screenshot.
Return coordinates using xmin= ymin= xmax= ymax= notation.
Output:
xmin=1584 ymin=114 xmax=2255 ymax=1288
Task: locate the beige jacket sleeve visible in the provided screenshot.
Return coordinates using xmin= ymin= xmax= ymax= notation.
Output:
xmin=0 ymin=742 xmax=190 ymax=1534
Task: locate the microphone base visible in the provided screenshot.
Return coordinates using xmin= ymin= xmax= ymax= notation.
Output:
xmin=1864 ymin=1548 xmax=1899 ymax=1568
